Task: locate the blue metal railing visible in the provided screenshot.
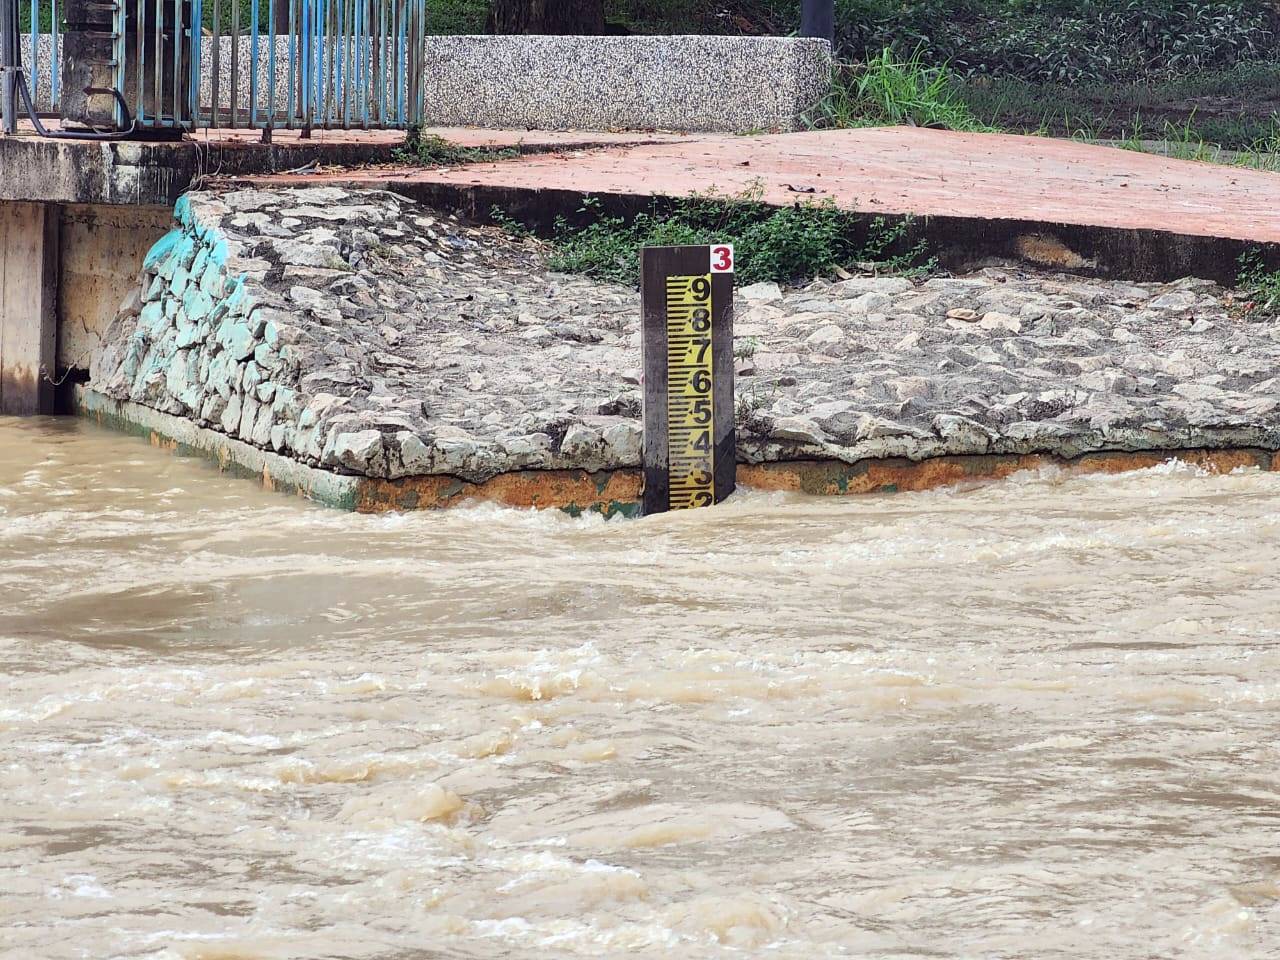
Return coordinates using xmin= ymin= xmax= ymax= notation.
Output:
xmin=1 ymin=0 xmax=425 ymax=135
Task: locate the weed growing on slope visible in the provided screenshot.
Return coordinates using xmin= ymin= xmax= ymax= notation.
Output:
xmin=805 ymin=48 xmax=992 ymax=133
xmin=1236 ymin=250 xmax=1280 ymax=319
xmin=395 ymin=133 xmax=518 ymax=167
xmin=533 ymin=187 xmax=934 ymax=288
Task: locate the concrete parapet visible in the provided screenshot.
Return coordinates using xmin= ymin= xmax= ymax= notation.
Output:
xmin=421 ymin=35 xmax=832 ymax=133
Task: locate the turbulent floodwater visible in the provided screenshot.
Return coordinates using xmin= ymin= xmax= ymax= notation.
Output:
xmin=2 ymin=417 xmax=1279 ymax=960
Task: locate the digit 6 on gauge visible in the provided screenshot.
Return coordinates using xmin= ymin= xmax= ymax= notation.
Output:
xmin=690 ymin=370 xmax=711 ymax=394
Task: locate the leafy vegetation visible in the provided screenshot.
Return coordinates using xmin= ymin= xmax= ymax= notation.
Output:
xmin=394 ymin=133 xmax=518 ymax=166
xmin=505 ymin=187 xmax=934 ymax=288
xmin=806 ymin=48 xmax=990 ymax=132
xmin=956 ymin=60 xmax=1280 ymax=151
xmin=1236 ymin=250 xmax=1280 ymax=319
xmin=635 ymin=1 xmax=1280 ymax=85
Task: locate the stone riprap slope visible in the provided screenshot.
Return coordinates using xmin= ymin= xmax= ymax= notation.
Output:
xmin=92 ymin=186 xmax=1280 ymax=487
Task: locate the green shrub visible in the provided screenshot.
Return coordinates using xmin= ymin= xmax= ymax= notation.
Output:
xmin=533 ymin=188 xmax=933 ymax=288
xmin=1237 ymin=250 xmax=1280 ymax=319
xmin=613 ymin=1 xmax=1280 ymax=86
xmin=806 ymin=48 xmax=992 ymax=131
xmin=394 ymin=133 xmax=517 ymax=165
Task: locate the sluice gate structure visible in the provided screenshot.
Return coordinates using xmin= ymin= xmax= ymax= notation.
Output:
xmin=0 ymin=0 xmax=425 ymax=414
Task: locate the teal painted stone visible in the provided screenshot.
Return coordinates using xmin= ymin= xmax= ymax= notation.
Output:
xmin=220 ymin=392 xmax=242 ymax=434
xmin=174 ymin=194 xmax=193 ymax=228
xmin=138 ymin=301 xmax=165 ymax=334
xmin=199 ymin=261 xmax=230 ymax=299
xmin=182 ymin=285 xmax=214 ymax=323
xmin=238 ymin=395 xmax=260 ymax=440
xmin=165 ymin=349 xmax=196 ymax=406
xmin=206 ymin=351 xmax=233 ymax=399
xmin=191 ymin=246 xmax=210 ymax=279
xmin=224 ymin=281 xmax=255 ymax=319
xmin=157 ymin=234 xmax=195 ymax=281
xmin=143 ymin=273 xmax=167 ymax=303
xmin=143 ymin=230 xmax=181 ymax=271
xmin=171 ymin=265 xmax=192 ymax=298
xmin=256 ymin=381 xmax=276 ymax=404
xmin=174 ymin=318 xmax=201 ymax=350
xmin=120 ymin=336 xmax=147 ymax=381
xmin=206 ymin=238 xmax=230 ymax=267
xmin=251 ymin=405 xmax=274 ymax=446
xmin=242 ymin=360 xmax=262 ymax=395
xmin=216 ymin=316 xmax=257 ymax=361
xmin=150 ymin=328 xmax=178 ymax=365
xmin=244 ymin=307 xmax=267 ymax=338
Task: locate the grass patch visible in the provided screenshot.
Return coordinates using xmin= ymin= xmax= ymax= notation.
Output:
xmin=394 ymin=133 xmax=519 ymax=166
xmin=806 ymin=48 xmax=993 ymax=132
xmin=956 ymin=60 xmax=1280 ymax=151
xmin=1236 ymin=250 xmax=1280 ymax=319
xmin=515 ymin=186 xmax=934 ymax=288
xmin=1111 ymin=121 xmax=1280 ymax=173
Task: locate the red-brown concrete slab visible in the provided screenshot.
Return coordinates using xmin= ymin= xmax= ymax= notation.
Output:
xmin=245 ymin=125 xmax=1280 ymax=244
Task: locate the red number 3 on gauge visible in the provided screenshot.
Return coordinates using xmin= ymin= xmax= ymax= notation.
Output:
xmin=710 ymin=243 xmax=735 ymax=274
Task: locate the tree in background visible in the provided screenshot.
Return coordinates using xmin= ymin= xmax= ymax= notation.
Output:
xmin=487 ymin=0 xmax=606 ymax=33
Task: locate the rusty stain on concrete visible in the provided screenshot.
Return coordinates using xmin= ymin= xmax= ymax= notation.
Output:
xmin=74 ymin=385 xmax=1280 ymax=516
xmin=738 ymin=449 xmax=1277 ymax=497
xmin=354 ymin=469 xmax=645 ymax=517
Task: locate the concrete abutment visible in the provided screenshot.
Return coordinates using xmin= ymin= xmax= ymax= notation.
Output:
xmin=0 ymin=199 xmax=170 ymax=414
xmin=0 ymin=202 xmax=58 ymax=414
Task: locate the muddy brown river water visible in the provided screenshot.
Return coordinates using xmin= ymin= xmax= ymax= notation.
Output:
xmin=2 ymin=417 xmax=1279 ymax=959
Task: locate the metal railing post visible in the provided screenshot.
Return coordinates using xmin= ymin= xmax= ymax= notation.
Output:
xmin=1 ymin=0 xmax=17 ymax=133
xmin=800 ymin=0 xmax=833 ymax=45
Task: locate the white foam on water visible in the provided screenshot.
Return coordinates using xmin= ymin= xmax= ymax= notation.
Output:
xmin=5 ymin=421 xmax=1280 ymax=959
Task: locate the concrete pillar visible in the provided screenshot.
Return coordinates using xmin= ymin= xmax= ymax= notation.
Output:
xmin=0 ymin=202 xmax=60 ymax=414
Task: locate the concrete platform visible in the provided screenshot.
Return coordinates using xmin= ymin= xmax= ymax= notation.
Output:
xmin=242 ymin=126 xmax=1280 ymax=283
xmin=9 ymin=122 xmax=1279 ymax=279
xmin=0 ymin=122 xmax=686 ymax=205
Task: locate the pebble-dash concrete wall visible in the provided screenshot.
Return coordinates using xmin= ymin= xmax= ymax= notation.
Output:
xmin=422 ymin=36 xmax=832 ymax=133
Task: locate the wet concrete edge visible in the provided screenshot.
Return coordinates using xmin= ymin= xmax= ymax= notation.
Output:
xmin=74 ymin=386 xmax=1280 ymax=516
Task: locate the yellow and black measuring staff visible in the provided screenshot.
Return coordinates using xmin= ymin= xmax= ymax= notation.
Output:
xmin=640 ymin=244 xmax=736 ymax=515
